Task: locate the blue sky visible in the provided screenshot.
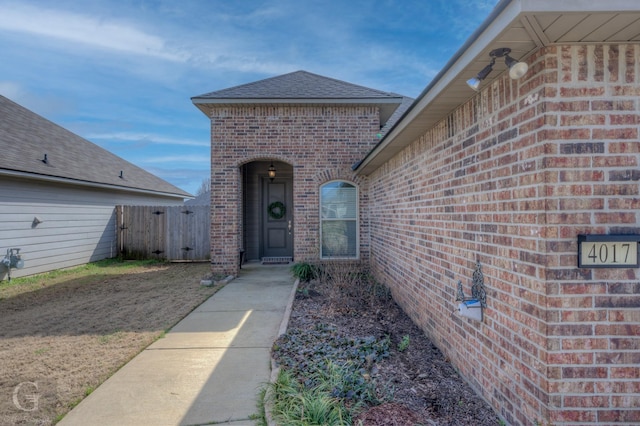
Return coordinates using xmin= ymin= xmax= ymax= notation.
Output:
xmin=0 ymin=0 xmax=499 ymax=195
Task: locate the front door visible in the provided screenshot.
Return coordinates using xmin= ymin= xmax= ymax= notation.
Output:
xmin=262 ymin=177 xmax=293 ymax=258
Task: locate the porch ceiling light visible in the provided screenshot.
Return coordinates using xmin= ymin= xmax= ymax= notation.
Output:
xmin=466 ymin=47 xmax=528 ymax=91
xmin=268 ymin=163 xmax=276 ymax=181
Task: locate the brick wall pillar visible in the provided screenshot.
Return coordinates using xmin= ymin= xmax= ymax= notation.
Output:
xmin=209 ymin=161 xmax=241 ymax=276
xmin=543 ymin=43 xmax=640 ymax=425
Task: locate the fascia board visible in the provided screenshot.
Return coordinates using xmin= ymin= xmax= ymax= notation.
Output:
xmin=0 ymin=169 xmax=189 ymax=200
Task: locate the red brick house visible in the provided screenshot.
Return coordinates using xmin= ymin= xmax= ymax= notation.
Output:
xmin=192 ymin=71 xmax=412 ymax=267
xmin=193 ymin=1 xmax=640 ymax=424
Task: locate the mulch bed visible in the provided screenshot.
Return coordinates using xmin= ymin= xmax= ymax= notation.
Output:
xmin=284 ymin=275 xmax=501 ymax=425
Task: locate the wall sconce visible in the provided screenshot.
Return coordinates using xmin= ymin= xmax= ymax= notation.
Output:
xmin=466 ymin=47 xmax=528 ymax=91
xmin=268 ymin=163 xmax=276 ymax=181
xmin=455 ymin=260 xmax=487 ymax=321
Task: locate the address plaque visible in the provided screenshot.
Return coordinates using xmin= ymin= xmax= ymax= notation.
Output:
xmin=578 ymin=234 xmax=640 ymax=268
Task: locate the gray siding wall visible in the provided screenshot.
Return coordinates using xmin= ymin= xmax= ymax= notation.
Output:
xmin=0 ymin=176 xmax=183 ymax=280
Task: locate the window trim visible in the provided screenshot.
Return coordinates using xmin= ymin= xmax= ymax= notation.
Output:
xmin=319 ymin=180 xmax=359 ymax=259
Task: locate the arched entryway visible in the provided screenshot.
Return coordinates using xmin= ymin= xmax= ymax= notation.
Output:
xmin=241 ymin=160 xmax=293 ymax=263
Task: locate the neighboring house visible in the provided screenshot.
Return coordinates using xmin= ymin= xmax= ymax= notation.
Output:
xmin=193 ymin=1 xmax=640 ymax=424
xmin=0 ymin=95 xmax=191 ymax=280
xmin=185 ymin=189 xmax=211 ymax=206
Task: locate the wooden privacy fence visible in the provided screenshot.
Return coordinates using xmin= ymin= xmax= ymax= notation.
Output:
xmin=116 ymin=205 xmax=210 ymax=261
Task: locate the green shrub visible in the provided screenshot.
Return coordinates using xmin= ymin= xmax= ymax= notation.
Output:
xmin=290 ymin=262 xmax=319 ymax=282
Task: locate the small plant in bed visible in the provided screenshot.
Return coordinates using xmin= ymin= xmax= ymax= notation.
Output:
xmin=290 ymin=261 xmax=320 ymax=282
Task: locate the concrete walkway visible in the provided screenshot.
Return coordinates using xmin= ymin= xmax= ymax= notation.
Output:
xmin=59 ymin=263 xmax=296 ymax=426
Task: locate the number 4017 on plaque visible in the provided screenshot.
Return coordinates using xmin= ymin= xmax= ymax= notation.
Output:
xmin=578 ymin=235 xmax=640 ymax=268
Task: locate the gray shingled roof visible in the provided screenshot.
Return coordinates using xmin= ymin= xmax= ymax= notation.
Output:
xmin=0 ymin=95 xmax=191 ymax=198
xmin=192 ymin=70 xmax=409 ymax=125
xmin=194 ymin=70 xmax=403 ymax=99
xmin=184 ymin=190 xmax=210 ymax=206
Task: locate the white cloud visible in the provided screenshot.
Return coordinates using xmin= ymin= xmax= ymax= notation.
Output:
xmin=0 ymin=2 xmax=304 ymax=78
xmin=0 ymin=3 xmax=188 ymax=62
xmin=142 ymin=155 xmax=210 ymax=164
xmin=0 ymin=81 xmax=24 ymax=100
xmin=191 ymin=52 xmax=297 ymax=75
xmin=89 ymin=132 xmax=209 ymax=148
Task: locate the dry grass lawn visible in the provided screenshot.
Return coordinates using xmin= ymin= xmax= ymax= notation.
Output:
xmin=0 ymin=260 xmax=218 ymax=425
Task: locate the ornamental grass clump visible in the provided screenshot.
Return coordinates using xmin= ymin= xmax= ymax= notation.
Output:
xmin=290 ymin=261 xmax=320 ymax=282
xmin=271 ymin=323 xmax=391 ymax=422
xmin=264 ymin=369 xmax=349 ymax=426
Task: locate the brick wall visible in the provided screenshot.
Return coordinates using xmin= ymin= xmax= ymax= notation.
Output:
xmin=208 ymin=105 xmax=379 ymax=275
xmin=368 ymin=44 xmax=640 ymax=425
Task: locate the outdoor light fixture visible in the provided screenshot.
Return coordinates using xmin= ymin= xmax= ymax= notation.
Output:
xmin=505 ymin=54 xmax=529 ymax=79
xmin=268 ymin=163 xmax=276 ymax=181
xmin=466 ymin=47 xmax=528 ymax=91
xmin=466 ymin=61 xmax=495 ymax=91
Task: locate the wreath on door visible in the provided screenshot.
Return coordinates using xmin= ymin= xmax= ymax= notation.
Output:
xmin=267 ymin=201 xmax=286 ymax=219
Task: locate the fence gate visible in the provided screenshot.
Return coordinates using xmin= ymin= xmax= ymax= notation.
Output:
xmin=117 ymin=205 xmax=210 ymax=261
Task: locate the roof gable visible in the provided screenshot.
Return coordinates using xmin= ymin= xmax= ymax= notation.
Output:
xmin=0 ymin=95 xmax=191 ymax=198
xmin=192 ymin=70 xmax=408 ymax=125
xmin=194 ymin=70 xmax=402 ymax=100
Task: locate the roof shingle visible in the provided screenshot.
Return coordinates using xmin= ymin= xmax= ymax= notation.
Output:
xmin=0 ymin=95 xmax=191 ymax=198
xmin=193 ymin=70 xmax=403 ymax=100
xmin=192 ymin=70 xmax=410 ymax=126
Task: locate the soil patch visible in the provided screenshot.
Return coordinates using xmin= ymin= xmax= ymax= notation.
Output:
xmin=281 ymin=274 xmax=501 ymax=425
xmin=0 ymin=262 xmax=216 ymax=425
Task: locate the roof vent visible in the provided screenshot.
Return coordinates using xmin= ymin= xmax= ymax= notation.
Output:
xmin=119 ymin=171 xmax=124 ymax=179
xmin=42 ymin=154 xmax=48 ymax=164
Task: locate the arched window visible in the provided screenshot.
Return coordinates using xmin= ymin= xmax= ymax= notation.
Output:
xmin=320 ymin=181 xmax=358 ymax=259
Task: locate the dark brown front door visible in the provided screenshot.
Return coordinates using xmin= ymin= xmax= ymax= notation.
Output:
xmin=262 ymin=177 xmax=293 ymax=258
